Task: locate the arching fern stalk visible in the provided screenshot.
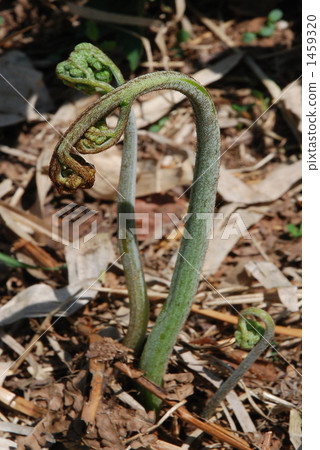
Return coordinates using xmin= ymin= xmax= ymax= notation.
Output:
xmin=52 ymin=43 xmax=149 ymax=353
xmin=49 ymin=43 xmax=220 ymax=410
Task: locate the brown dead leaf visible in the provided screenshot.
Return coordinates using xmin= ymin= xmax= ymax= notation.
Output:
xmin=218 ymin=161 xmax=302 ymax=204
xmin=134 ymin=195 xmax=187 ymax=241
xmin=289 ymin=409 xmax=302 ymax=449
xmin=282 ymin=81 xmax=302 ymax=133
xmin=203 ymin=205 xmax=268 ymax=277
xmin=163 ymin=372 xmax=194 ymax=401
xmin=86 ymin=145 xmax=193 ymax=201
xmin=245 ymin=261 xmax=299 ymax=311
xmin=95 ymin=403 xmax=124 ymax=450
xmin=16 ymin=411 xmax=67 ymax=450
xmin=223 ymin=348 xmax=283 ymax=382
xmin=132 ymin=51 xmax=243 ymax=129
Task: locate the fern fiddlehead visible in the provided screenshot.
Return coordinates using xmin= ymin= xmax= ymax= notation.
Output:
xmin=50 ymin=44 xmax=221 ymax=410
xmin=51 ymin=43 xmax=149 ymax=352
xmin=201 ymin=307 xmax=275 ymax=419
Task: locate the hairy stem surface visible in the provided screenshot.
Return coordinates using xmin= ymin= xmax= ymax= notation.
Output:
xmin=53 ymin=43 xmax=149 ymax=352
xmin=201 ymin=307 xmax=275 ymax=419
xmin=118 ymin=109 xmax=149 ymax=352
xmin=50 ymin=70 xmax=220 ymax=410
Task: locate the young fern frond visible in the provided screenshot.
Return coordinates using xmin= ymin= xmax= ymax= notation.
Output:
xmin=201 ymin=307 xmax=275 ymax=419
xmin=50 ymin=43 xmax=220 ymax=410
xmin=53 ymin=43 xmax=148 ymax=352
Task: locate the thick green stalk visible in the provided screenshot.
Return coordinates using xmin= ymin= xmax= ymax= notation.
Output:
xmin=49 ymin=69 xmax=220 ymax=410
xmin=201 ymin=307 xmax=275 ymax=419
xmin=53 ymin=43 xmax=149 ymax=352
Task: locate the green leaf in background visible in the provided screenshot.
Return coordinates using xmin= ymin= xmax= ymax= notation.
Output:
xmin=231 ymin=103 xmax=254 ymax=115
xmin=0 ymin=16 xmax=4 ymax=26
xmin=242 ymin=32 xmax=256 ymax=43
xmin=262 ymin=96 xmax=270 ymax=111
xmin=0 ymin=251 xmax=66 ymax=271
xmin=100 ymin=40 xmax=117 ymax=53
xmin=122 ymin=36 xmax=143 ymax=71
xmin=287 ymin=223 xmax=302 ymax=239
xmin=268 ymin=8 xmax=283 ymax=23
xmin=148 ymin=116 xmax=169 ymax=133
xmin=251 ymin=89 xmax=263 ymax=101
xmin=258 ymin=24 xmax=276 ymax=37
xmin=126 ymin=46 xmax=141 ymax=71
xmin=176 ymin=29 xmax=190 ymax=44
xmin=251 ymin=89 xmax=270 ymax=112
xmin=85 ymin=20 xmax=100 ymax=42
xmin=243 ymin=9 xmax=283 ymax=44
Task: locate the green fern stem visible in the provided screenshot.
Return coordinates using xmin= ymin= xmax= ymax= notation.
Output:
xmin=50 ymin=69 xmax=220 ymax=410
xmin=201 ymin=307 xmax=275 ymax=418
xmin=53 ymin=43 xmax=149 ymax=352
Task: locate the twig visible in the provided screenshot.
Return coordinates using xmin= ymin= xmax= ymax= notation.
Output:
xmin=0 ymin=25 xmax=35 ymax=46
xmin=191 ymin=306 xmax=302 ymax=338
xmin=238 ymin=381 xmax=276 ymax=423
xmin=0 ymin=386 xmax=46 ymax=419
xmin=228 ymin=152 xmax=275 ymax=173
xmin=261 ymin=431 xmax=273 ymax=450
xmin=12 ymin=238 xmax=61 ymax=269
xmin=114 ymin=361 xmax=251 ymax=450
xmin=67 ymin=2 xmax=162 ymax=29
xmin=123 ymin=399 xmax=187 ymax=445
xmin=81 ymin=334 xmax=105 ymax=432
xmin=88 ymin=285 xmax=167 ymax=300
xmin=140 ymin=61 xmax=185 ymax=68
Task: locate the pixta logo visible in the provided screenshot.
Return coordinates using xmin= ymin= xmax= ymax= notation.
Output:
xmin=52 ymin=203 xmax=98 ymax=249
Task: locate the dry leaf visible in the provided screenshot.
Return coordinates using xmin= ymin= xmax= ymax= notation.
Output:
xmin=0 ymin=437 xmax=17 ymax=449
xmin=0 ymin=233 xmax=115 ymax=326
xmin=289 ymin=409 xmax=302 ymax=449
xmin=254 ymin=160 xmax=302 ymax=201
xmin=0 ymin=200 xmax=58 ymax=244
xmin=282 ymin=81 xmax=302 ymax=132
xmin=203 ymin=205 xmax=268 ymax=276
xmin=218 ymin=168 xmax=267 ymax=204
xmin=86 ymin=146 xmax=193 ymax=200
xmin=85 ymin=146 xmax=123 ymax=200
xmin=65 ymin=233 xmax=115 ymax=284
xmin=0 ymin=179 xmax=13 ymax=199
xmin=218 ymin=161 xmax=302 ymax=204
xmin=132 ymin=52 xmax=243 ymax=129
xmin=245 ymin=261 xmax=299 ymax=311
